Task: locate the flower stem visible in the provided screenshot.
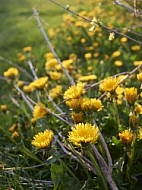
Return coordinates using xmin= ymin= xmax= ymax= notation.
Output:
xmin=87 ymin=147 xmax=109 ymax=190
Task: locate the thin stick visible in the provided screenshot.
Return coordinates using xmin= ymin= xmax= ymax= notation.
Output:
xmin=33 ymin=8 xmax=75 ymax=85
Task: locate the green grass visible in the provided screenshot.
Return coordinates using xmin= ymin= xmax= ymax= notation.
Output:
xmin=0 ymin=0 xmax=75 ymax=67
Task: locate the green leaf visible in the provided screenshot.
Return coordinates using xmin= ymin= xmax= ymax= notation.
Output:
xmin=20 ymin=144 xmax=43 ymax=163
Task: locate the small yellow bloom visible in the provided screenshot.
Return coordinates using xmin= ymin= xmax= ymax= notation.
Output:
xmin=84 ymin=53 xmax=92 ymax=60
xmin=66 ymin=98 xmax=82 ymax=110
xmin=0 ymin=105 xmax=7 ymax=111
xmin=30 ymin=76 xmax=48 ymax=90
xmin=134 ymin=103 xmax=142 ymax=114
xmin=68 ymin=123 xmax=99 ymax=147
xmin=119 ymin=130 xmax=134 ymax=144
xmin=9 ymin=124 xmax=17 ymax=132
xmin=16 ymin=80 xmax=24 ymax=87
xmin=120 ymin=37 xmax=127 ymax=43
xmin=45 ymin=58 xmax=58 ymax=71
xmin=81 ymin=38 xmax=86 ymax=43
xmin=137 ymin=72 xmax=142 ymax=82
xmin=49 ymin=85 xmax=62 ymax=99
xmin=81 ymin=98 xmax=103 ymax=112
xmin=12 ymin=131 xmax=19 ymax=138
xmin=31 ymin=129 xmax=54 ymax=149
xmin=111 ymin=51 xmax=121 ymax=58
xmin=32 ymin=102 xmax=49 ymax=121
xmin=131 ymin=45 xmax=141 ymax=51
xmin=23 ymin=84 xmax=35 ymax=93
xmin=78 ymin=75 xmax=97 ymax=82
xmin=49 ymin=71 xmax=61 ymax=80
xmin=3 ymin=67 xmax=19 ymax=78
xmin=99 ymin=77 xmax=119 ymax=93
xmin=133 ymin=61 xmax=142 ymax=66
xmin=23 ymin=46 xmax=32 ymax=52
xmin=45 ymin=52 xmax=55 ymax=60
xmin=64 ymin=83 xmax=85 ymax=100
xmin=90 ymin=98 xmax=103 ymax=112
xmin=114 ymin=61 xmax=123 ymax=67
xmin=124 ymin=87 xmax=137 ymax=105
xmin=71 ymin=112 xmax=83 ymax=123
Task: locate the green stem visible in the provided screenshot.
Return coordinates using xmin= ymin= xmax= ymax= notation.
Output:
xmin=88 ymin=147 xmax=109 ymax=190
xmin=70 ymin=144 xmax=92 ymax=180
xmin=53 ymin=152 xmax=80 ymax=183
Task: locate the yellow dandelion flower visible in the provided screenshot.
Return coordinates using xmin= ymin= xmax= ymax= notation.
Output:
xmin=133 ymin=61 xmax=142 ymax=66
xmin=119 ymin=130 xmax=134 ymax=144
xmin=120 ymin=37 xmax=127 ymax=43
xmin=66 ymin=36 xmax=72 ymax=42
xmin=115 ymin=86 xmax=124 ymax=95
xmin=19 ymin=55 xmax=26 ymax=61
xmin=114 ymin=60 xmax=123 ymax=67
xmin=16 ymin=80 xmax=24 ymax=87
xmin=71 ymin=112 xmax=83 ymax=123
xmin=69 ymin=53 xmax=77 ymax=61
xmin=137 ymin=72 xmax=142 ymax=82
xmin=66 ymin=98 xmax=82 ymax=110
xmin=9 ymin=124 xmax=17 ymax=132
xmin=49 ymin=85 xmax=62 ymax=99
xmin=111 ymin=51 xmax=121 ymax=58
xmin=81 ymin=38 xmax=86 ymax=43
xmin=49 ymin=71 xmax=61 ymax=80
xmin=90 ymin=98 xmax=103 ymax=112
xmin=78 ymin=75 xmax=97 ymax=82
xmin=23 ymin=84 xmax=35 ymax=93
xmin=84 ymin=53 xmax=92 ymax=60
xmin=45 ymin=58 xmax=58 ymax=71
xmin=93 ymin=52 xmax=99 ymax=58
xmin=99 ymin=77 xmax=119 ymax=93
xmin=68 ymin=123 xmax=99 ymax=147
xmin=3 ymin=67 xmax=19 ymax=78
xmin=32 ymin=102 xmax=49 ymax=121
xmin=0 ymin=105 xmax=7 ymax=112
xmin=124 ymin=87 xmax=137 ymax=105
xmin=129 ymin=113 xmax=138 ymax=128
xmin=81 ymin=98 xmax=103 ymax=112
xmin=31 ymin=129 xmax=54 ymax=149
xmin=131 ymin=45 xmax=141 ymax=51
xmin=134 ymin=103 xmax=142 ymax=114
xmin=64 ymin=83 xmax=85 ymax=100
xmin=45 ymin=52 xmax=55 ymax=60
xmin=12 ymin=131 xmax=19 ymax=138
xmin=23 ymin=46 xmax=32 ymax=52
xmin=30 ymin=76 xmax=48 ymax=90
xmin=138 ymin=128 xmax=142 ymax=140
xmin=81 ymin=98 xmax=92 ymax=112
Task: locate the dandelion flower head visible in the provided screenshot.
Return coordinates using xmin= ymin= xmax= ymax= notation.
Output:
xmin=99 ymin=77 xmax=119 ymax=93
xmin=124 ymin=87 xmax=137 ymax=105
xmin=119 ymin=130 xmax=134 ymax=144
xmin=64 ymin=83 xmax=85 ymax=100
xmin=31 ymin=129 xmax=54 ymax=149
xmin=32 ymin=102 xmax=49 ymax=121
xmin=68 ymin=123 xmax=99 ymax=147
xmin=30 ymin=76 xmax=48 ymax=90
xmin=3 ymin=67 xmax=19 ymax=78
